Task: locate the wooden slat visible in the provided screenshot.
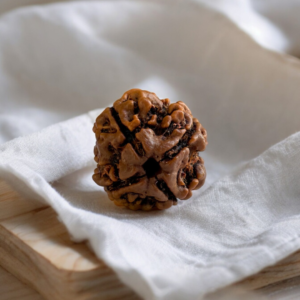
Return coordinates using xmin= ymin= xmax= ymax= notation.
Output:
xmin=0 ymin=191 xmax=139 ymax=299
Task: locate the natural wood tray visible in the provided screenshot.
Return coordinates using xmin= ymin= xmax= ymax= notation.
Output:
xmin=1 ymin=180 xmax=300 ymax=300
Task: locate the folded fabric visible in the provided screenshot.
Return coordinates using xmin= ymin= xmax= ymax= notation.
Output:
xmin=1 ymin=110 xmax=300 ymax=300
xmin=1 ymin=1 xmax=300 ymax=300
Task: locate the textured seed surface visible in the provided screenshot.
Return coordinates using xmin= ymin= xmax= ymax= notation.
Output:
xmin=93 ymin=89 xmax=207 ymax=210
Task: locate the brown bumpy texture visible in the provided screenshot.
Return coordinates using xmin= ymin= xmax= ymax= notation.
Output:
xmin=93 ymin=89 xmax=207 ymax=211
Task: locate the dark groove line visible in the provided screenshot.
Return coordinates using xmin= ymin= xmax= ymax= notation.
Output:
xmin=155 ymin=177 xmax=177 ymax=202
xmin=106 ymin=175 xmax=146 ymax=192
xmin=110 ymin=107 xmax=145 ymax=157
xmin=161 ymin=123 xmax=196 ymax=161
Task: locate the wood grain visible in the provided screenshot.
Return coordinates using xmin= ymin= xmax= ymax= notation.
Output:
xmin=0 ymin=265 xmax=44 ymax=300
xmin=238 ymin=250 xmax=300 ymax=290
xmin=258 ymin=275 xmax=300 ymax=299
xmin=0 ymin=180 xmax=139 ymax=300
xmin=1 ymin=179 xmax=300 ymax=299
xmin=0 ymin=180 xmax=46 ymax=220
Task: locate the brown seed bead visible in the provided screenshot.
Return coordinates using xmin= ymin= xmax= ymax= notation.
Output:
xmin=93 ymin=89 xmax=207 ymax=211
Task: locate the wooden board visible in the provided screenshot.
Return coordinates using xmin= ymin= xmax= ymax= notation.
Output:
xmin=0 ymin=180 xmax=300 ymax=300
xmin=0 ymin=180 xmax=139 ymax=300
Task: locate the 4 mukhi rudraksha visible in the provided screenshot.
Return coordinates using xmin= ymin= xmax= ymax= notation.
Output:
xmin=93 ymin=89 xmax=207 ymax=211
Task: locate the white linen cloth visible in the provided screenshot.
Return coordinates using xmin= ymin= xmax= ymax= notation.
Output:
xmin=1 ymin=1 xmax=300 ymax=299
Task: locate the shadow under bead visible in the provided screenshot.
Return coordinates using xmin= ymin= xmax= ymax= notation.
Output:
xmin=92 ymin=89 xmax=207 ymax=211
